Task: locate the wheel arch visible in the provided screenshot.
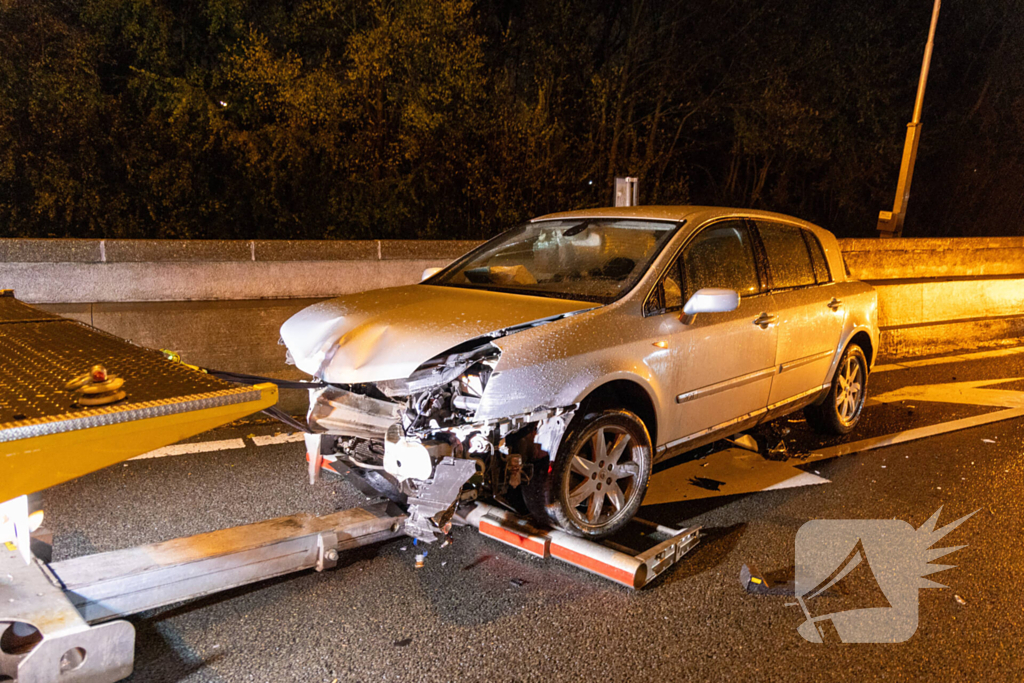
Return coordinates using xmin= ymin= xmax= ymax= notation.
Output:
xmin=848 ymin=329 xmax=875 ymax=367
xmin=576 ymin=378 xmax=659 ymax=448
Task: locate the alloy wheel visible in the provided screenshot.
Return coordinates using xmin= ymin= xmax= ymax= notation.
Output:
xmin=563 ymin=425 xmax=643 ymax=528
xmin=834 ymin=354 xmax=865 ymax=426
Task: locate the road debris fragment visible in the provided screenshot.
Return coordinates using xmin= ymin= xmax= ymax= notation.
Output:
xmin=731 ymin=434 xmax=759 ymax=452
xmin=739 ymin=563 xmax=770 ymax=594
xmin=766 ymin=440 xmax=788 ymax=460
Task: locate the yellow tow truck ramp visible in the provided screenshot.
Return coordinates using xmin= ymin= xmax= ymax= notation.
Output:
xmin=0 ymin=291 xmax=277 ymax=502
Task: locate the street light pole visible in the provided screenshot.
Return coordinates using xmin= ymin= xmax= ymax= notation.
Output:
xmin=876 ymin=0 xmax=941 ymax=238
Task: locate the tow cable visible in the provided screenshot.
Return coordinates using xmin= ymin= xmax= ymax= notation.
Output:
xmin=160 ymin=350 xmax=327 ymax=433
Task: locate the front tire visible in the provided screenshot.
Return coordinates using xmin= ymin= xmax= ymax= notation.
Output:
xmin=805 ymin=344 xmax=869 ymax=435
xmin=523 ymin=410 xmax=652 ymax=538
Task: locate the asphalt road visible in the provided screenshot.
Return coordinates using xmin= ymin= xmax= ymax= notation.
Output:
xmin=40 ymin=348 xmax=1024 ymax=682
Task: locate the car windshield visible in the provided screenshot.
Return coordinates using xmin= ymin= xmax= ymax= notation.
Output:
xmin=427 ymin=219 xmax=681 ymax=304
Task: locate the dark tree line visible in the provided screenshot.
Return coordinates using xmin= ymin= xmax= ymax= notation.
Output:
xmin=1 ymin=0 xmax=1021 ymax=240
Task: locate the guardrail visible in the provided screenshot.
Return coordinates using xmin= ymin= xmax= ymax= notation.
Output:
xmin=2 ymin=237 xmax=1022 ymax=410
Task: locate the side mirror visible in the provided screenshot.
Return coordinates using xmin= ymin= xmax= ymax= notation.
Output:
xmin=682 ymin=288 xmax=740 ymax=316
xmin=421 ymin=267 xmax=443 ymax=281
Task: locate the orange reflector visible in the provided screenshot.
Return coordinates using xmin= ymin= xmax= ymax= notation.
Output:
xmin=652 ymin=340 xmax=668 ymax=349
xmin=549 ymin=541 xmax=637 ymax=588
xmin=479 ymin=518 xmax=549 ymax=558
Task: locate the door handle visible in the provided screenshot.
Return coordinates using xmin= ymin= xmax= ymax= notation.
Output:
xmin=827 ymin=297 xmax=843 ymax=311
xmin=753 ymin=312 xmax=777 ymax=329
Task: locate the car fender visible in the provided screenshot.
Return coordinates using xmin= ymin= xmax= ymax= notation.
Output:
xmin=823 ymin=281 xmax=879 ymax=384
xmin=473 ymin=303 xmax=670 ymax=431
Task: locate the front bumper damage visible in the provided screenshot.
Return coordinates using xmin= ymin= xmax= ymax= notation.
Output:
xmin=304 ymin=379 xmax=575 ymax=543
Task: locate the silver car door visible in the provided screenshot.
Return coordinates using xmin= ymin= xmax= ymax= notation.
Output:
xmin=648 ymin=220 xmax=778 ymax=452
xmin=755 ymin=221 xmax=847 ymax=409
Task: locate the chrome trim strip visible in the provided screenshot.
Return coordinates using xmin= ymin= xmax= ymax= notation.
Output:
xmin=778 ymin=349 xmax=834 ymax=374
xmin=657 ymin=382 xmax=832 ymax=454
xmin=676 ymin=366 xmax=776 ymax=404
xmin=657 ymin=408 xmax=768 ymax=453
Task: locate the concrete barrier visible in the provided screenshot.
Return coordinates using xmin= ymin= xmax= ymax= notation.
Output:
xmin=2 ymin=239 xmax=475 ymax=411
xmin=840 ymin=237 xmax=1024 ymax=359
xmin=3 ymin=236 xmax=1022 ymax=410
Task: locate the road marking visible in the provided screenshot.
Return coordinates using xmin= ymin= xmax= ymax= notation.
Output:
xmin=824 ymin=376 xmax=1024 ymax=461
xmin=643 ymin=447 xmax=830 ymax=506
xmin=251 ymin=433 xmax=306 ymax=447
xmin=131 ymin=438 xmax=247 ymax=460
xmin=870 ymin=377 xmax=1024 ymax=409
xmin=804 ymin=407 xmax=1024 ymax=462
xmin=874 ymin=345 xmax=1024 ymax=373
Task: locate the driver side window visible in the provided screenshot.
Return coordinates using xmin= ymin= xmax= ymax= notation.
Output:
xmin=681 ymin=220 xmax=760 ymax=301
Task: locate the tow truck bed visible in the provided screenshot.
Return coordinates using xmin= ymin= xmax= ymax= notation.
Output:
xmin=0 ymin=291 xmax=277 ymax=501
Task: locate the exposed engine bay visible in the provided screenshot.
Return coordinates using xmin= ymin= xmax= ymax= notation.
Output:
xmin=303 ymin=340 xmax=575 ymax=543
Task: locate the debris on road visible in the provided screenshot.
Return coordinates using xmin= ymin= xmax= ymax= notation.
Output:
xmin=766 ymin=440 xmax=789 ymax=461
xmin=955 ymin=594 xmax=967 ymax=605
xmin=740 ymin=563 xmax=770 ymax=594
xmin=731 ymin=434 xmax=759 ymax=452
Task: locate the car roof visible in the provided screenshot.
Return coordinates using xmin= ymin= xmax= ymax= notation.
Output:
xmin=532 ymin=205 xmax=847 ymax=282
xmin=532 ymin=205 xmax=826 ymax=233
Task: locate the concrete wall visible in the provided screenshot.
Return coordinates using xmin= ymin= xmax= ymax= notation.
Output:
xmin=1 ymin=239 xmax=476 ymax=411
xmin=840 ymin=237 xmax=1024 ymax=359
xmin=3 ymin=236 xmax=1022 ymax=410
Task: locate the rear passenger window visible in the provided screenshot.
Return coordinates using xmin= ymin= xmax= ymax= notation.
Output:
xmin=803 ymin=231 xmax=832 ymax=283
xmin=756 ymin=222 xmax=816 ymax=289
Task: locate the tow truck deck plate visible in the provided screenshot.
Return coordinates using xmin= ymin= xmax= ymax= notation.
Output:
xmin=0 ymin=292 xmax=277 ymax=501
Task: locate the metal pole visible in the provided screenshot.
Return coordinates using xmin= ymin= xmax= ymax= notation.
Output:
xmin=876 ymin=0 xmax=941 ymax=238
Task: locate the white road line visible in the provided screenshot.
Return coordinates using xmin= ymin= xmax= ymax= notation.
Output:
xmin=251 ymin=433 xmax=306 ymax=447
xmin=804 ymin=407 xmax=1024 ymax=462
xmin=131 ymin=438 xmax=247 ymax=460
xmin=874 ymin=345 xmax=1024 ymax=373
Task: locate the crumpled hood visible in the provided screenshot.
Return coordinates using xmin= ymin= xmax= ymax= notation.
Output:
xmin=281 ymin=285 xmax=594 ymax=384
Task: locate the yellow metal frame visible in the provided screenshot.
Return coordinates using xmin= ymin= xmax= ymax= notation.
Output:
xmin=0 ymin=383 xmax=278 ymax=501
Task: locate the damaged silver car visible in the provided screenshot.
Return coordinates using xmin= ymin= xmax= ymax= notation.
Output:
xmin=280 ymin=207 xmax=879 ymax=542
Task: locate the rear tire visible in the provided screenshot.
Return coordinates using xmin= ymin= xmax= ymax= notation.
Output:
xmin=805 ymin=344 xmax=869 ymax=435
xmin=523 ymin=410 xmax=652 ymax=538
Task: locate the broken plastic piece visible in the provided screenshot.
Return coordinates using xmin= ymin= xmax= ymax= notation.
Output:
xmin=767 ymin=440 xmax=789 ymax=460
xmin=731 ymin=434 xmax=759 ymax=452
xmin=740 ymin=563 xmax=770 ymax=594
